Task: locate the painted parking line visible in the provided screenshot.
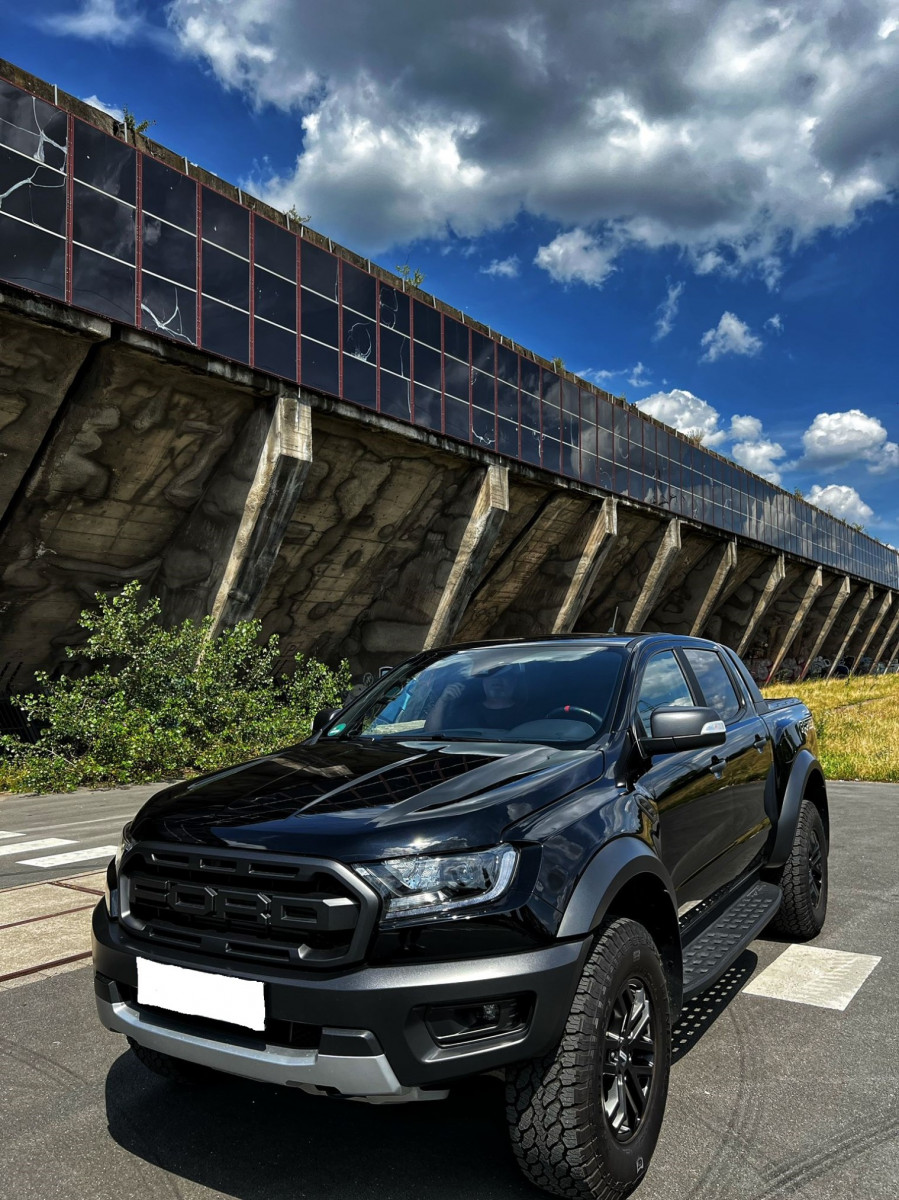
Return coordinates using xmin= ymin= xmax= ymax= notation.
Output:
xmin=18 ymin=845 xmax=118 ymax=869
xmin=743 ymin=944 xmax=881 ymax=1011
xmin=0 ymin=838 xmax=76 ymax=858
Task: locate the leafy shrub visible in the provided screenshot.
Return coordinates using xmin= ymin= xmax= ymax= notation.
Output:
xmin=0 ymin=581 xmax=350 ymax=793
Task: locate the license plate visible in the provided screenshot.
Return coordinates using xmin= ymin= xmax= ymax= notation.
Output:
xmin=136 ymin=958 xmax=265 ymax=1032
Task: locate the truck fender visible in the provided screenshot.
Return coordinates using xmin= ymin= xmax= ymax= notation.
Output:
xmin=557 ymin=837 xmax=678 ymax=940
xmin=767 ymin=748 xmax=824 ymax=871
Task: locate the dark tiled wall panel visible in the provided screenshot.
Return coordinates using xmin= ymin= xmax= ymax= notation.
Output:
xmin=0 ymin=75 xmax=896 ymax=590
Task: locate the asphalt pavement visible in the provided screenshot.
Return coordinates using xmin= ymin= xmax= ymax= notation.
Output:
xmin=0 ymin=783 xmax=164 ymax=888
xmin=0 ymin=781 xmax=896 ymax=1199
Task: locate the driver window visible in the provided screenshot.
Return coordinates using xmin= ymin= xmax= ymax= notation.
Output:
xmin=683 ymin=649 xmax=742 ymax=724
xmin=636 ymin=651 xmax=694 ymax=733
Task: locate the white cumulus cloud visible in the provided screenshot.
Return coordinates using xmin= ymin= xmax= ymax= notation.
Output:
xmin=730 ymin=436 xmax=786 ymax=484
xmin=801 ymin=409 xmax=899 ymax=475
xmin=700 ymin=312 xmax=763 ymax=362
xmin=533 ymin=229 xmax=618 ymax=286
xmin=729 ymin=414 xmax=763 ymax=441
xmin=807 ymin=484 xmax=875 ymax=525
xmin=481 ymin=255 xmax=520 ymax=278
xmin=163 ymin=0 xmax=899 ymax=268
xmin=764 ymin=313 xmax=783 ymax=333
xmin=636 ymin=388 xmax=727 ymax=447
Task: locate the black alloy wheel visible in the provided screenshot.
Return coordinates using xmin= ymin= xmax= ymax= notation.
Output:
xmin=807 ymin=828 xmax=824 ymax=909
xmin=506 ymin=917 xmax=671 ymax=1199
xmin=602 ymin=979 xmax=656 ymax=1142
xmin=772 ymin=797 xmax=828 ymax=940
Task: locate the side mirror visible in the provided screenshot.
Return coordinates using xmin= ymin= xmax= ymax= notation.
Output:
xmin=641 ymin=706 xmax=726 ymax=755
xmin=312 ymin=708 xmax=341 ymax=734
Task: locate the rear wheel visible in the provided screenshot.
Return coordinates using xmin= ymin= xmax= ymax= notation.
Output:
xmin=506 ymin=918 xmax=671 ymax=1199
xmin=772 ymin=798 xmax=828 ymax=940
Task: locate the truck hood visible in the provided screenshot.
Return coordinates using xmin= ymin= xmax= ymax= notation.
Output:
xmin=129 ymin=737 xmax=607 ymax=860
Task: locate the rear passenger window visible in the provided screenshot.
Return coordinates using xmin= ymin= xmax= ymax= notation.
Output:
xmin=684 ymin=649 xmax=742 ymax=723
xmin=636 ymin=652 xmax=694 ymax=732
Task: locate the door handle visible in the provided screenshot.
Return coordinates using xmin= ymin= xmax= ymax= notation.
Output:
xmin=709 ymin=754 xmax=725 ymax=779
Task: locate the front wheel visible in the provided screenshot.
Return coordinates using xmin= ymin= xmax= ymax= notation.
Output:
xmin=506 ymin=918 xmax=671 ymax=1199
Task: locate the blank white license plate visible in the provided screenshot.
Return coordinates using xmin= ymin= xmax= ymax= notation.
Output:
xmin=137 ymin=958 xmax=265 ymax=1032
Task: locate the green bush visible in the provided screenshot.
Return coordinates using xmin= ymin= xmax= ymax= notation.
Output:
xmin=0 ymin=581 xmax=350 ymax=793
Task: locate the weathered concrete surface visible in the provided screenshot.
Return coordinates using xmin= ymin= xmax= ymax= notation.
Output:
xmin=763 ymin=566 xmax=823 ymax=683
xmin=551 ymin=498 xmax=618 ymax=634
xmin=824 ymin=584 xmax=874 ymax=676
xmin=798 ymin=574 xmax=851 ymax=679
xmin=849 ymin=590 xmax=895 ymax=674
xmin=425 ymin=464 xmax=509 ymax=648
xmin=871 ymin=600 xmax=899 ymax=670
xmin=649 ymin=536 xmax=737 ymax=637
xmin=1 ymin=287 xmax=896 ymax=688
xmin=0 ymin=311 xmax=263 ymax=691
xmin=457 ymin=491 xmax=606 ymax=640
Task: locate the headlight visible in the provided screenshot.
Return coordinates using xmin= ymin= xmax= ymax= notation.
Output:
xmin=354 ymin=846 xmax=518 ymax=922
xmin=105 ymin=823 xmax=134 ymax=917
xmin=115 ymin=822 xmax=134 ymax=873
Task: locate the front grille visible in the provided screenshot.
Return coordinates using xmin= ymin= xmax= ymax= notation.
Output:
xmin=120 ymin=843 xmax=377 ymax=968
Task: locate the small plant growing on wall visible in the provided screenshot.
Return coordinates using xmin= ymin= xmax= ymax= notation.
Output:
xmin=396 ymin=263 xmax=426 ymax=287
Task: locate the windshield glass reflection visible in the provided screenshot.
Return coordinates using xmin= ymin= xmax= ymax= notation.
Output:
xmin=331 ymin=643 xmax=626 ymax=746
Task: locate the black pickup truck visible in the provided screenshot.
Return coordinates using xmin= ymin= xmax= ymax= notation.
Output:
xmin=93 ymin=634 xmax=828 ymax=1199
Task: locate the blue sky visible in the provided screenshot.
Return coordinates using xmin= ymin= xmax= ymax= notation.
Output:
xmin=3 ymin=0 xmax=897 ymax=540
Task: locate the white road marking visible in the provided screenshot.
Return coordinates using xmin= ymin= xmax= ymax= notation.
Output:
xmin=18 ymin=845 xmax=118 ymax=868
xmin=13 ymin=816 xmax=135 ymax=835
xmin=743 ymin=945 xmax=881 ymax=1011
xmin=0 ymin=838 xmax=76 ymax=858
xmin=0 ymin=831 xmax=25 ymax=840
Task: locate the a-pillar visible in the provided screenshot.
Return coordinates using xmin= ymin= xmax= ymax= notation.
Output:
xmin=158 ymin=392 xmax=312 ymax=627
xmin=424 ymin=464 xmax=510 ymax=647
xmin=765 ymin=567 xmax=824 ymax=683
xmin=825 ymin=584 xmax=874 ymax=677
xmin=849 ymin=590 xmax=895 ymax=675
xmin=797 ymin=575 xmax=851 ymax=680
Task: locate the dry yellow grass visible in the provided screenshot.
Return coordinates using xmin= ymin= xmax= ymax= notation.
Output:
xmin=763 ymin=674 xmax=899 ymax=782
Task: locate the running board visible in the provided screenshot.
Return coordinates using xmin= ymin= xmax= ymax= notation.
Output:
xmin=682 ymin=880 xmax=782 ymax=998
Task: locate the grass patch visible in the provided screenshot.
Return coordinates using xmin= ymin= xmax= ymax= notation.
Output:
xmin=763 ymin=675 xmax=899 ymax=782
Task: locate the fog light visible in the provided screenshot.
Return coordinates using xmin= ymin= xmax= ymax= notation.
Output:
xmin=425 ymin=996 xmax=530 ymax=1047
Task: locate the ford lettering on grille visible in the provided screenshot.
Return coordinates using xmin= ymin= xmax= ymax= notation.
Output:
xmin=133 ymin=876 xmax=359 ymax=933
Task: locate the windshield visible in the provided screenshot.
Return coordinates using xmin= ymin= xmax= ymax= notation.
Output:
xmin=327 ymin=643 xmax=626 ymax=746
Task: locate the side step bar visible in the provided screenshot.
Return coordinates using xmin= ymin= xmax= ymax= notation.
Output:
xmin=682 ymin=880 xmax=781 ymax=998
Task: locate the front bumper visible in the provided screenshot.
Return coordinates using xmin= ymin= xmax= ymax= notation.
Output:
xmin=92 ymin=901 xmax=590 ymax=1096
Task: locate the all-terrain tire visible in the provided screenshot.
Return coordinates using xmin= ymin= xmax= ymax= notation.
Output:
xmin=506 ymin=918 xmax=671 ymax=1200
xmin=128 ymin=1038 xmax=213 ymax=1084
xmin=771 ymin=798 xmax=828 ymax=940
